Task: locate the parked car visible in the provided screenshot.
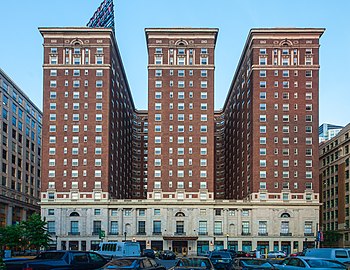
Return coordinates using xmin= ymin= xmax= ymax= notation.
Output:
xmin=4 ymin=250 xmax=107 ymax=270
xmin=209 ymin=251 xmax=233 ymax=270
xmin=289 ymin=252 xmax=304 ymax=257
xmin=232 ymin=258 xmax=277 ymax=269
xmin=142 ymin=249 xmax=156 ymax=259
xmin=303 ymin=248 xmax=350 ymax=265
xmin=100 ymin=257 xmax=166 ymax=270
xmin=262 ymin=251 xmax=287 ymax=259
xmin=97 ymin=242 xmax=141 ymax=259
xmin=197 ymin=250 xmax=211 ymax=257
xmin=159 ymin=250 xmax=176 ymax=260
xmin=236 ymin=251 xmax=249 ymax=258
xmin=170 ymin=256 xmax=214 ymax=270
xmin=274 ymin=256 xmax=347 ymax=269
xmin=222 ymin=249 xmax=237 ymax=258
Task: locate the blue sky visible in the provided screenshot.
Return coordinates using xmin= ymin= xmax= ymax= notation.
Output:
xmin=0 ymin=0 xmax=349 ymax=126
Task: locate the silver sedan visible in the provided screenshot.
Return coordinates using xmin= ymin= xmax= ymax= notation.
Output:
xmin=274 ymin=256 xmax=347 ymax=269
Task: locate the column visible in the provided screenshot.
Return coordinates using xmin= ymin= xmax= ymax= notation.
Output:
xmin=133 ymin=208 xmax=137 ymax=236
xmin=6 ymin=205 xmax=13 ymax=225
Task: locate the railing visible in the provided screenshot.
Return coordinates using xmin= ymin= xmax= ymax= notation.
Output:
xmin=280 ymin=232 xmax=292 ymax=236
xmin=304 ymin=233 xmax=315 ymax=237
xmin=152 ymin=232 xmax=162 ymax=235
xmin=68 ymin=232 xmax=80 ymax=235
xmin=92 ymin=231 xmax=100 ymax=235
xmin=241 ymin=232 xmax=251 ymax=236
xmin=258 ymin=232 xmax=268 ymax=236
xmin=137 ymin=232 xmax=146 ymax=235
xmin=214 ymin=232 xmax=223 ymax=236
xmin=198 ymin=232 xmax=208 ymax=236
xmin=109 ymin=232 xmax=119 ymax=235
xmin=174 ymin=232 xmax=186 ymax=236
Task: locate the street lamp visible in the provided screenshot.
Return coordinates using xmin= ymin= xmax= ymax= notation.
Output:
xmin=304 ymin=238 xmax=308 ymax=250
xmin=55 ymin=235 xmax=58 ymax=250
xmin=124 ymin=231 xmax=127 ymax=242
xmin=226 ymin=234 xmax=229 ymax=249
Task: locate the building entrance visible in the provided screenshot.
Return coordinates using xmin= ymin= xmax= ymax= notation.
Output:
xmin=172 ymin=241 xmax=188 ymax=256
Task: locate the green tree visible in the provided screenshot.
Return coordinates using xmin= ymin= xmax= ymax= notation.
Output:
xmin=22 ymin=214 xmax=51 ymax=253
xmin=0 ymin=224 xmax=24 ymax=251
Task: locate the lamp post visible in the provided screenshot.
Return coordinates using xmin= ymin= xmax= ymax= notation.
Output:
xmin=226 ymin=234 xmax=229 ymax=249
xmin=124 ymin=231 xmax=127 ymax=242
xmin=304 ymin=238 xmax=308 ymax=250
xmin=55 ymin=235 xmax=58 ymax=250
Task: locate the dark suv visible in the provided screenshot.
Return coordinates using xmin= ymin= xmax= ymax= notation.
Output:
xmin=142 ymin=249 xmax=156 ymax=259
xmin=159 ymin=250 xmax=176 ymax=260
xmin=209 ymin=251 xmax=233 ymax=270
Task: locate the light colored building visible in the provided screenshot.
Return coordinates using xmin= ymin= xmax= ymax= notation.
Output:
xmin=0 ymin=68 xmax=42 ymax=226
xmin=41 ymin=196 xmax=320 ymax=253
xmin=319 ymin=123 xmax=344 ymax=143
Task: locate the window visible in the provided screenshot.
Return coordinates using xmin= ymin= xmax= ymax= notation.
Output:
xmin=201 ymin=92 xmax=207 ymax=99
xmin=260 ymin=81 xmax=266 ymax=88
xmin=155 ymin=56 xmax=162 ymax=65
xmin=199 ymin=221 xmax=207 ymax=235
xmin=260 ymin=48 xmax=266 ymax=55
xmin=201 ymin=57 xmax=208 ymax=65
xmin=153 ymin=221 xmax=161 ymax=234
xmin=176 ymin=221 xmax=185 ymax=234
xmin=281 ymin=221 xmax=289 ymax=234
xmin=259 ymin=57 xmax=267 ymax=65
xmin=214 ymin=221 xmax=222 ymax=235
xmin=242 ymin=221 xmax=250 ymax=235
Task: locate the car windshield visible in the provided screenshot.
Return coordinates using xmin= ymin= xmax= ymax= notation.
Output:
xmin=178 ymin=258 xmax=211 ymax=268
xmin=36 ymin=252 xmax=65 ymax=260
xmin=241 ymin=259 xmax=272 ymax=266
xmin=305 ymin=259 xmax=345 ymax=268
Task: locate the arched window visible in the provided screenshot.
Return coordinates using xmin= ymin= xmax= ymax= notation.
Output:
xmin=281 ymin=213 xmax=290 ymax=218
xmin=70 ymin=211 xmax=80 ymax=217
xmin=175 ymin=212 xmax=185 ymax=217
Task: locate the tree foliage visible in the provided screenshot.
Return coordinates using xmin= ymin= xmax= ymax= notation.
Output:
xmin=22 ymin=213 xmax=52 ymax=252
xmin=0 ymin=224 xmax=23 ymax=250
xmin=0 ymin=213 xmax=51 ymax=253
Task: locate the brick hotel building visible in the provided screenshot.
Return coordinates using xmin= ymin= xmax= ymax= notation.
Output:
xmin=39 ymin=26 xmax=324 ymax=253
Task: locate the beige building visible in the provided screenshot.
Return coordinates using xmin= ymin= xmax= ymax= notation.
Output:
xmin=0 ymin=68 xmax=42 ymax=227
xmin=41 ymin=196 xmax=320 ymax=253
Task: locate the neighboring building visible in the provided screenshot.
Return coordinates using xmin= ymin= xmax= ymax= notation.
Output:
xmin=319 ymin=123 xmax=344 ymax=142
xmin=0 ymin=68 xmax=42 ymax=226
xmin=39 ymin=26 xmax=324 ymax=254
xmin=319 ymin=123 xmax=350 ymax=247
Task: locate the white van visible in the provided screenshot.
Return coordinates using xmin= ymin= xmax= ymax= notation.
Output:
xmin=96 ymin=241 xmax=141 ymax=259
xmin=304 ymin=248 xmax=350 ymax=264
